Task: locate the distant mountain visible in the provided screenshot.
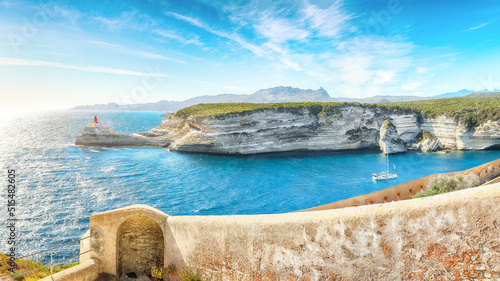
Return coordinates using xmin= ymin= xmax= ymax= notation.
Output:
xmin=72 ymin=100 xmax=184 ymax=112
xmin=435 ymin=89 xmax=474 ymax=98
xmin=250 ymin=86 xmax=331 ymax=102
xmin=71 ymin=86 xmax=431 ymax=112
xmin=355 ymin=95 xmax=432 ymax=103
xmin=466 ymin=91 xmax=500 ymax=98
xmin=434 ymin=89 xmax=500 ymax=98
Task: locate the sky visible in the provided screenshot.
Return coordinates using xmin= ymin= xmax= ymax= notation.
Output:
xmin=1 ymin=0 xmax=500 ymax=110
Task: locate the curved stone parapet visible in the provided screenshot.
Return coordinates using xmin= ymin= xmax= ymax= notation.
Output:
xmin=79 ymin=183 xmax=500 ymax=280
xmin=39 ymin=258 xmax=102 ymax=281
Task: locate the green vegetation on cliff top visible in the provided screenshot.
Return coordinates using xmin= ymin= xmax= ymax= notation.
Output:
xmin=173 ymin=102 xmax=345 ymax=119
xmin=375 ymin=97 xmax=500 ymax=129
xmin=415 ymin=130 xmax=437 ymax=143
xmin=381 ymin=119 xmax=395 ymax=131
xmin=173 ymin=97 xmax=500 ymax=129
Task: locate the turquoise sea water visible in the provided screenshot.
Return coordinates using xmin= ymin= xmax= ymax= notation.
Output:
xmin=0 ymin=110 xmax=499 ymax=262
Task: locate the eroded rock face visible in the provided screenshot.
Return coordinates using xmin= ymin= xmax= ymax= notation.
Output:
xmin=412 ymin=138 xmax=442 ymax=152
xmin=379 ymin=120 xmax=407 ymax=154
xmin=151 ymin=105 xmax=390 ymax=154
xmin=143 ymin=105 xmax=500 ymax=154
xmin=75 ymin=123 xmax=170 ymax=147
xmin=421 ymin=117 xmax=500 ymax=150
xmin=411 ymin=130 xmax=442 ymax=152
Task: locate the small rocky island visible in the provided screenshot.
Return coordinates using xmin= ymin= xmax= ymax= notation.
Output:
xmin=75 ymin=117 xmax=169 ymax=147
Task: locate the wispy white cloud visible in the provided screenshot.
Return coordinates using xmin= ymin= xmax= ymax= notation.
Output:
xmin=185 ymin=79 xmax=244 ymax=92
xmin=214 ymin=0 xmax=411 ymax=96
xmin=464 ymin=22 xmax=489 ymax=32
xmin=0 ymin=57 xmax=171 ymax=77
xmin=374 ymin=69 xmax=397 ymax=84
xmin=302 ymin=1 xmax=354 ymax=38
xmin=416 ymin=67 xmax=428 ymax=74
xmin=279 ymin=56 xmax=303 ymax=71
xmin=165 ymin=11 xmax=267 ymax=56
xmin=92 ymin=11 xmax=203 ymax=47
xmin=94 ymin=10 xmax=161 ymax=33
xmin=89 ymin=40 xmax=186 ymax=63
xmin=224 ymin=85 xmax=244 ymax=91
xmin=328 ymin=36 xmax=414 ymax=93
xmin=166 ymin=12 xmax=205 ymax=28
xmin=152 ymin=29 xmax=203 ymax=46
xmin=402 ymin=82 xmax=421 ymax=90
xmin=255 ymin=14 xmax=309 ymax=43
xmin=0 ymin=0 xmax=17 ymax=7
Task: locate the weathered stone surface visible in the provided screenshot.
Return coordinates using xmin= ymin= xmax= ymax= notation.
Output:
xmin=413 ymin=138 xmax=442 ymax=152
xmin=151 ymin=105 xmax=388 ymax=154
xmin=146 ymin=105 xmax=500 ymax=154
xmin=88 ymin=205 xmax=169 ymax=278
xmin=39 ymin=258 xmax=102 ymax=281
xmin=75 ymin=123 xmax=169 ymax=147
xmin=118 ymin=217 xmax=164 ymax=277
xmin=165 ymin=184 xmax=500 ymax=280
xmin=79 ymin=180 xmax=500 ymax=281
xmin=421 ymin=117 xmax=500 ymax=150
xmin=379 ymin=119 xmax=407 ymax=154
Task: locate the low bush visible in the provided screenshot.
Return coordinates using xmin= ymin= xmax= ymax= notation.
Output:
xmin=413 ymin=173 xmax=479 ymax=198
xmin=0 ymin=253 xmax=78 ymax=281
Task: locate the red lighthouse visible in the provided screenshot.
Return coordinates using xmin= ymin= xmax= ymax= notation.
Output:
xmin=94 ymin=116 xmax=98 ymax=123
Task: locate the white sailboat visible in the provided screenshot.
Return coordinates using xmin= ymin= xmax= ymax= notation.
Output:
xmin=372 ymin=152 xmax=397 ymax=180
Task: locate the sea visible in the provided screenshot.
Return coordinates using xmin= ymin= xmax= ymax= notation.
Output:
xmin=0 ymin=110 xmax=499 ymax=264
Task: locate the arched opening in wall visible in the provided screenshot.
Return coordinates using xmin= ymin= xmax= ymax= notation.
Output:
xmin=117 ymin=216 xmax=164 ymax=279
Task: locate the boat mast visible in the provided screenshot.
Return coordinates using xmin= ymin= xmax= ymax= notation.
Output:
xmin=386 ymin=152 xmax=389 ymax=172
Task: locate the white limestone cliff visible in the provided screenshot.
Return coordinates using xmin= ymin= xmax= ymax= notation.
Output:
xmin=140 ymin=105 xmax=500 ymax=154
xmin=421 ymin=117 xmax=500 ymax=150
xmin=379 ymin=120 xmax=407 ymax=154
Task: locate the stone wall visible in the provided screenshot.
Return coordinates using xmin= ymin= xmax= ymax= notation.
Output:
xmin=39 ymin=258 xmax=102 ymax=281
xmin=118 ymin=216 xmax=164 ymax=276
xmin=87 ymin=205 xmax=168 ymax=278
xmin=165 ymin=184 xmax=500 ymax=280
xmin=85 ymin=183 xmax=500 ymax=280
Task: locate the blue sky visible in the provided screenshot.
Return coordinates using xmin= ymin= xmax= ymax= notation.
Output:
xmin=1 ymin=0 xmax=499 ymax=110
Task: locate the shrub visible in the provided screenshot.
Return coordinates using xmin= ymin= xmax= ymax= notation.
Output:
xmin=0 ymin=253 xmax=79 ymax=281
xmin=151 ymin=264 xmax=165 ymax=279
xmin=413 ymin=173 xmax=480 ymax=198
xmin=415 ymin=130 xmax=437 ymax=143
xmin=381 ymin=119 xmax=395 ymax=131
xmin=179 ymin=266 xmax=201 ymax=281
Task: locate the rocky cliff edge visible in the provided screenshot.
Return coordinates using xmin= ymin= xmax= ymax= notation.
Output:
xmin=142 ymin=102 xmax=500 ymax=154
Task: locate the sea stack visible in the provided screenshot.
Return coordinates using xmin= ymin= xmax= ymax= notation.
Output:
xmin=379 ymin=119 xmax=407 ymax=154
xmin=75 ymin=117 xmax=169 ymax=147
